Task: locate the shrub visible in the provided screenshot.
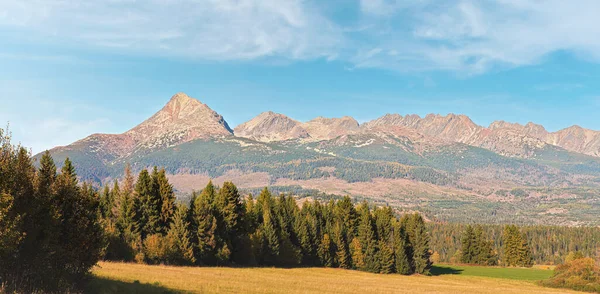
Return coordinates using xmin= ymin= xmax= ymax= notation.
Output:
xmin=540 ymin=258 xmax=600 ymax=293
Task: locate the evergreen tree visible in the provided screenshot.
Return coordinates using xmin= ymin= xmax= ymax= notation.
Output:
xmin=357 ymin=202 xmax=379 ymax=273
xmin=334 ymin=223 xmax=351 ymax=269
xmin=318 ymin=233 xmax=334 ymax=267
xmin=134 ymin=169 xmax=160 ymax=239
xmin=194 ymin=181 xmax=218 ymax=265
xmin=350 ymin=237 xmax=365 ymax=270
xmin=461 ymin=225 xmax=476 ymax=264
xmin=53 ymin=158 xmax=104 ymax=287
xmin=403 ymin=213 xmax=432 ymax=275
xmin=296 ymin=212 xmax=317 ymax=265
xmin=166 ymin=205 xmax=196 ymax=265
xmin=157 ymin=168 xmax=175 ymax=235
xmin=261 ymin=201 xmax=280 ymax=265
xmin=378 ymin=241 xmax=395 ymax=274
xmin=394 ymin=229 xmax=412 ymax=274
xmin=215 ymin=181 xmax=246 ymax=263
xmin=502 ymin=225 xmax=531 ymax=267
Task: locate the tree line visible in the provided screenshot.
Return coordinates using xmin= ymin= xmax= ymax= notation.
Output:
xmin=429 ymin=223 xmax=600 ymax=265
xmin=458 ymin=224 xmax=533 ymax=267
xmin=99 ymin=164 xmax=433 ymax=275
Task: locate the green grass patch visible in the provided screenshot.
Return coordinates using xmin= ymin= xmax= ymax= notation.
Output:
xmin=431 ymin=264 xmax=553 ymax=281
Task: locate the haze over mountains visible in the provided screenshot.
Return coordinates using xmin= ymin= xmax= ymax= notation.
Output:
xmin=43 ymin=93 xmax=600 ymax=225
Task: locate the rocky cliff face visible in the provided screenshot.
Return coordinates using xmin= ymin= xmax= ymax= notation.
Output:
xmin=233 ymin=111 xmax=308 ymax=142
xmin=302 ymin=116 xmax=360 ymax=141
xmin=235 ymin=114 xmax=360 ymax=142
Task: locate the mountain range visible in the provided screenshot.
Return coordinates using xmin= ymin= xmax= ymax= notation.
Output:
xmin=42 ymin=93 xmax=600 ymax=225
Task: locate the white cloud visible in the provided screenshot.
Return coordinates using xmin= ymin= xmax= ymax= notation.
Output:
xmin=0 ymin=0 xmax=343 ymax=61
xmin=2 ymin=0 xmax=600 ymax=73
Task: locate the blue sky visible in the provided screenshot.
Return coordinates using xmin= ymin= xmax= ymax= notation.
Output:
xmin=2 ymin=0 xmax=600 ymax=153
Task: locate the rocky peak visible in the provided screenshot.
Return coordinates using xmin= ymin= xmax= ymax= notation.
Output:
xmin=303 ymin=116 xmax=360 ymax=141
xmin=234 ymin=111 xmax=309 ymax=142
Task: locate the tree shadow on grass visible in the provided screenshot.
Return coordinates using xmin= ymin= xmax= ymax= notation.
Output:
xmin=85 ymin=277 xmax=184 ymax=294
xmin=430 ymin=265 xmax=464 ymax=276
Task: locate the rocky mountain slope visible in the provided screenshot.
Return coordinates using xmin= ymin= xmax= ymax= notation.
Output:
xmin=52 ymin=93 xmax=232 ymax=161
xmin=41 ymin=92 xmax=600 ymax=225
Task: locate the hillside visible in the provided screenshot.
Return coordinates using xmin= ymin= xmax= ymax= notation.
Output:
xmin=42 ymin=92 xmax=600 ymax=225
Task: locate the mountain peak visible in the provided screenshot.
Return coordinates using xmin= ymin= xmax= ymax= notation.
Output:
xmin=234 ymin=111 xmax=308 ymax=142
xmin=169 ymin=92 xmax=194 ymax=102
xmin=124 ymin=92 xmax=232 ymax=150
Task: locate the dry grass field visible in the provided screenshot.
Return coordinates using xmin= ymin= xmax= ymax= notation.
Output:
xmin=89 ymin=262 xmax=581 ymax=294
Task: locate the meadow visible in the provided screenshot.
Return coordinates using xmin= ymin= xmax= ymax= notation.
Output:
xmin=88 ymin=262 xmax=576 ymax=294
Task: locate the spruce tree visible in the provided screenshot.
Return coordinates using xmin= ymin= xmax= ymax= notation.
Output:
xmin=350 ymin=237 xmax=365 ymax=269
xmin=157 ymin=169 xmax=175 ymax=235
xmin=261 ymin=201 xmax=280 ymax=265
xmin=134 ymin=169 xmax=160 ymax=239
xmin=318 ymin=233 xmax=334 ymax=267
xmin=166 ymin=205 xmax=196 ymax=265
xmin=394 ymin=228 xmax=412 ymax=275
xmin=461 ymin=225 xmax=476 ymax=264
xmin=378 ymin=241 xmax=395 ymax=274
xmin=53 ymin=158 xmax=104 ymax=287
xmin=358 ymin=202 xmax=379 ymax=273
xmin=215 ymin=181 xmax=246 ymax=263
xmin=194 ymin=181 xmax=218 ymax=265
xmin=334 ymin=223 xmax=351 ymax=269
xmin=403 ymin=213 xmax=432 ymax=275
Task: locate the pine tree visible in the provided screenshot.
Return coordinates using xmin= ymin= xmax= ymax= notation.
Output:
xmin=194 ymin=181 xmax=218 ymax=265
xmin=157 ymin=169 xmax=175 ymax=235
xmin=394 ymin=224 xmax=413 ymax=275
xmin=261 ymin=202 xmax=280 ymax=265
xmin=378 ymin=241 xmax=395 ymax=274
xmin=350 ymin=237 xmax=365 ymax=269
xmin=334 ymin=223 xmax=351 ymax=269
xmin=296 ymin=212 xmax=316 ymax=265
xmin=517 ymin=233 xmax=533 ymax=267
xmin=357 ymin=202 xmax=379 ymax=273
xmin=461 ymin=225 xmax=476 ymax=264
xmin=53 ymin=158 xmax=104 ymax=286
xmin=318 ymin=233 xmax=334 ymax=267
xmin=166 ymin=205 xmax=196 ymax=265
xmin=403 ymin=213 xmax=432 ymax=275
xmin=215 ymin=181 xmax=246 ymax=263
xmin=134 ymin=169 xmax=160 ymax=239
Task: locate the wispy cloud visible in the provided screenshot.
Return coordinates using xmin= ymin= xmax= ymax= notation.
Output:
xmin=2 ymin=0 xmax=600 ymax=74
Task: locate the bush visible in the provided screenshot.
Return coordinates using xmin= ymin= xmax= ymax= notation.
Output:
xmin=540 ymin=258 xmax=600 ymax=293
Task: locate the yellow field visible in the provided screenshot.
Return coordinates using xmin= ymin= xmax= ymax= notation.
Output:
xmin=90 ymin=262 xmax=581 ymax=294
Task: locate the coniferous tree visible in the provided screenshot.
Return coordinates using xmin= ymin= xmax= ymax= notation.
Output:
xmin=261 ymin=201 xmax=280 ymax=265
xmin=194 ymin=181 xmax=218 ymax=265
xmin=215 ymin=181 xmax=246 ymax=264
xmin=403 ymin=213 xmax=432 ymax=275
xmin=54 ymin=158 xmax=104 ymax=287
xmin=378 ymin=241 xmax=395 ymax=274
xmin=134 ymin=169 xmax=160 ymax=239
xmin=502 ymin=225 xmax=532 ymax=267
xmin=157 ymin=168 xmax=175 ymax=235
xmin=334 ymin=223 xmax=351 ymax=269
xmin=166 ymin=205 xmax=196 ymax=265
xmin=358 ymin=202 xmax=379 ymax=273
xmin=318 ymin=233 xmax=334 ymax=267
xmin=461 ymin=225 xmax=476 ymax=264
xmin=394 ymin=222 xmax=413 ymax=275
xmin=350 ymin=237 xmax=365 ymax=270
xmin=296 ymin=211 xmax=317 ymax=265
